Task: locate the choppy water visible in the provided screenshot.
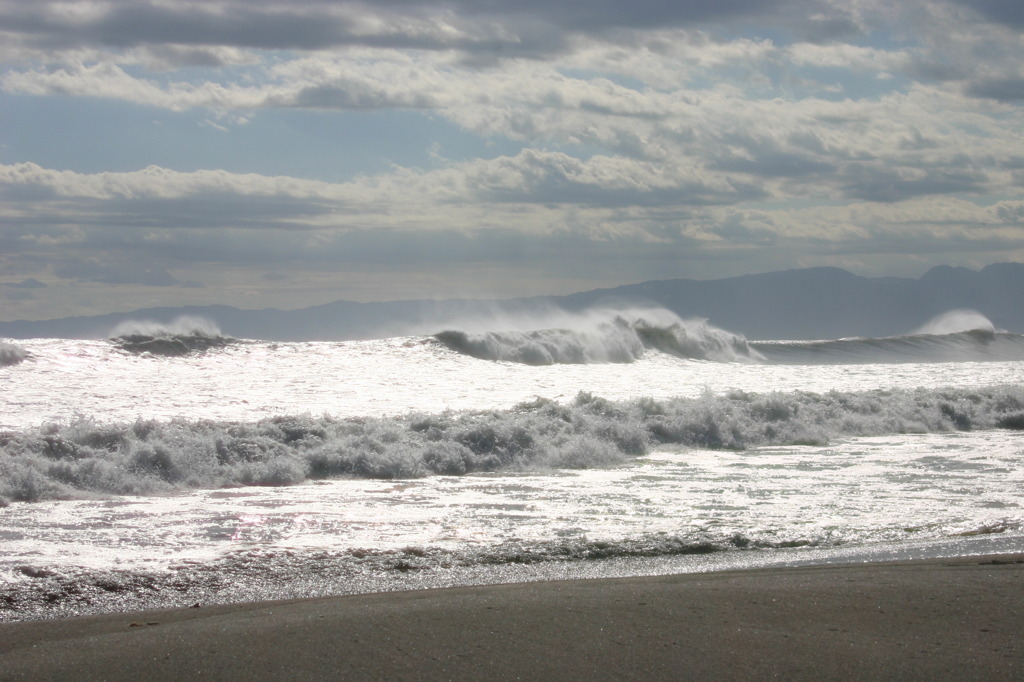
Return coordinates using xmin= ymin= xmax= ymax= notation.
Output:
xmin=1 ymin=310 xmax=1023 ymax=619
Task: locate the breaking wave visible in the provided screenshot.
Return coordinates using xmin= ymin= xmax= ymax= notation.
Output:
xmin=2 ymin=385 xmax=1022 ymax=502
xmin=435 ymin=310 xmax=760 ymax=364
xmin=432 ymin=308 xmax=1024 ymax=366
xmin=0 ymin=341 xmax=28 ymax=367
xmin=434 ymin=326 xmax=644 ymax=364
xmin=913 ymin=309 xmax=996 ymax=335
xmin=109 ymin=317 xmax=239 ymax=356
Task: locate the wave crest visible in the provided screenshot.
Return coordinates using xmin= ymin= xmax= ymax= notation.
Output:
xmin=109 ymin=317 xmax=237 ymax=356
xmin=914 ymin=309 xmax=996 ymax=335
xmin=632 ymin=318 xmax=762 ymax=362
xmin=0 ymin=341 xmax=29 ymax=367
xmin=435 ymin=308 xmax=760 ymax=364
xmin=435 ymin=323 xmax=644 ymax=365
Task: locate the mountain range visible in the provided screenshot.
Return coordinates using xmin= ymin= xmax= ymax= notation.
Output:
xmin=2 ymin=263 xmax=1022 ymax=341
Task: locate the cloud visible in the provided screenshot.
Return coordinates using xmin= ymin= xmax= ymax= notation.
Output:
xmin=3 ymin=278 xmax=47 ymax=289
xmin=6 ymin=41 xmax=1018 ymax=209
xmin=840 ymin=165 xmax=989 ymax=203
xmin=0 ymin=162 xmax=345 ymax=203
xmin=0 ymin=153 xmax=762 ymax=217
xmin=964 ymin=77 xmax=1024 ymax=102
xmin=711 ymin=150 xmax=837 ymax=179
xmin=52 ymin=260 xmax=180 ymax=286
xmin=445 ymin=149 xmax=764 ymax=206
xmin=3 ymin=0 xmax=1024 ymax=318
xmin=0 ymin=0 xmax=821 ymax=57
xmin=3 ymin=160 xmax=1022 ymax=264
xmin=950 ymin=0 xmax=1024 ymax=29
xmin=5 ymin=289 xmax=35 ymax=301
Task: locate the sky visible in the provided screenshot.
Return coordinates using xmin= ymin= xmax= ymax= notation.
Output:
xmin=2 ymin=0 xmax=1024 ymax=320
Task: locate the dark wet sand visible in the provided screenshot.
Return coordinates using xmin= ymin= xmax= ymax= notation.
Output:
xmin=2 ymin=554 xmax=1021 ymax=681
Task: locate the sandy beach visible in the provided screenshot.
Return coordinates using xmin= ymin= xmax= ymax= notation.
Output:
xmin=1 ymin=554 xmax=1021 ymax=681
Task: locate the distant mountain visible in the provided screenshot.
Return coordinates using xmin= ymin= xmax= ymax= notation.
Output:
xmin=1 ymin=263 xmax=1022 ymax=341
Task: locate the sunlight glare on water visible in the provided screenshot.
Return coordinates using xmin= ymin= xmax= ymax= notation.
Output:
xmin=1 ymin=429 xmax=1019 ymax=577
xmin=4 ymin=337 xmax=1024 ymax=429
xmin=2 ymin=329 xmax=1023 ymax=618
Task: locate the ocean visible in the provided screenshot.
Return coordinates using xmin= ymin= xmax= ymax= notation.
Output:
xmin=2 ymin=307 xmax=1023 ymax=620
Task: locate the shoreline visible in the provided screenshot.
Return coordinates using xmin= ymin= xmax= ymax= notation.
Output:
xmin=2 ymin=553 xmax=1022 ymax=680
xmin=3 ymin=532 xmax=1022 ymax=624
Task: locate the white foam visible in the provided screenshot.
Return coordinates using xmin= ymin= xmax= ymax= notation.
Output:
xmin=914 ymin=309 xmax=997 ymax=335
xmin=435 ymin=307 xmax=760 ymax=364
xmin=109 ymin=316 xmax=223 ymax=338
xmin=2 ymin=384 xmax=1022 ymax=503
xmin=0 ymin=341 xmax=28 ymax=367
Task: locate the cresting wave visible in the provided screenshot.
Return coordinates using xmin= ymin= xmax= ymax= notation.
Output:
xmin=434 ymin=311 xmax=761 ymax=364
xmin=2 ymin=385 xmax=1022 ymax=503
xmin=0 ymin=341 xmax=28 ymax=367
xmin=108 ymin=316 xmax=239 ymax=356
xmin=432 ymin=308 xmax=1024 ymax=366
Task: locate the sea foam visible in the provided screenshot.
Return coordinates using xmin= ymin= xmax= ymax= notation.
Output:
xmin=0 ymin=341 xmax=28 ymax=367
xmin=914 ymin=309 xmax=997 ymax=335
xmin=2 ymin=385 xmax=1021 ymax=502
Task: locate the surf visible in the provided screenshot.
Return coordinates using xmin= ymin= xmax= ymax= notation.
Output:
xmin=108 ymin=316 xmax=241 ymax=356
xmin=434 ymin=307 xmax=761 ymax=364
xmin=3 ymin=384 xmax=1022 ymax=503
xmin=0 ymin=341 xmax=29 ymax=367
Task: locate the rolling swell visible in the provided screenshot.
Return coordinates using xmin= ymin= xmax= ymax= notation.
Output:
xmin=435 ymin=314 xmax=760 ymax=364
xmin=753 ymin=330 xmax=1024 ymax=364
xmin=754 ymin=310 xmax=1024 ymax=364
xmin=2 ymin=385 xmax=1022 ymax=502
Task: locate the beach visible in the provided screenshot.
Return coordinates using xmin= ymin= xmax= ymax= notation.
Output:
xmin=2 ymin=554 xmax=1021 ymax=681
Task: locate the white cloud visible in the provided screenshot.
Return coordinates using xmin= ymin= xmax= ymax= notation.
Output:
xmin=3 ymin=159 xmax=1021 ymax=245
xmin=0 ymin=162 xmax=344 ymax=200
xmin=6 ymin=28 xmax=1020 ymax=205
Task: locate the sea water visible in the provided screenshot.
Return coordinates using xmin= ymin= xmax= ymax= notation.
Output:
xmin=1 ymin=309 xmax=1022 ymax=619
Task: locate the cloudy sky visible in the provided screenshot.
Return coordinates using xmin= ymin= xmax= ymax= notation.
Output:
xmin=2 ymin=0 xmax=1023 ymax=320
